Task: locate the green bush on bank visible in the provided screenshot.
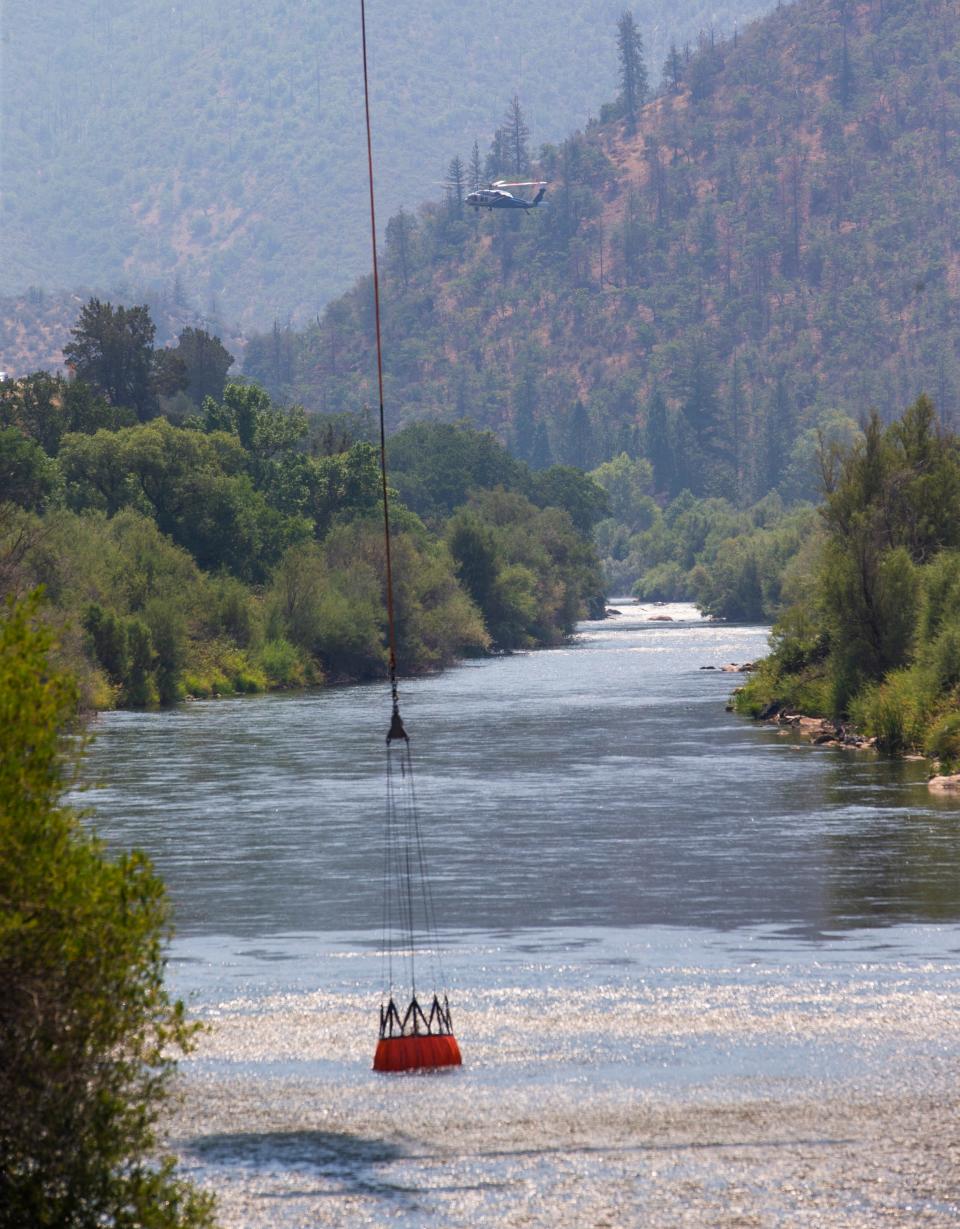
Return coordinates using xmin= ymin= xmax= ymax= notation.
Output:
xmin=736 ymin=396 xmax=960 ymax=759
xmin=0 ymin=591 xmax=213 ymax=1228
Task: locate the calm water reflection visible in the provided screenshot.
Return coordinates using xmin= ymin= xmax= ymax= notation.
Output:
xmin=81 ymin=606 xmax=960 ymax=940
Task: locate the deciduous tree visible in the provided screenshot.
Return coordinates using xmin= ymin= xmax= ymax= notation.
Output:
xmin=173 ymin=327 xmax=235 ymax=405
xmin=0 ymin=590 xmax=214 ymax=1228
xmin=63 ymin=299 xmax=158 ymax=421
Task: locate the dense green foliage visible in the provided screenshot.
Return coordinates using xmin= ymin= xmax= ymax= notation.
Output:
xmin=0 ymin=591 xmax=213 ymax=1228
xmin=1 ymin=0 xmax=768 ymax=330
xmin=386 ymin=420 xmax=608 ymax=639
xmin=1 ymin=306 xmax=606 ymax=706
xmin=588 ymin=451 xmax=818 ymax=618
xmin=738 ymin=396 xmax=960 ymax=760
xmin=448 ymin=489 xmax=604 ymax=648
xmin=245 ymin=0 xmax=960 ymax=513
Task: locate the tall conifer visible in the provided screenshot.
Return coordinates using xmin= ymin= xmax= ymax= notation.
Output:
xmin=503 ymin=95 xmax=531 ymax=176
xmin=616 ymin=11 xmax=648 ymax=129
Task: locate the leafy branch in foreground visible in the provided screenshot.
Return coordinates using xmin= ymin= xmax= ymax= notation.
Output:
xmin=0 ymin=590 xmax=214 ymax=1228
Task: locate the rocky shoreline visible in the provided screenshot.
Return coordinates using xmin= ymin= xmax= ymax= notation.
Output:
xmin=714 ymin=666 xmax=960 ymax=793
xmin=758 ymin=708 xmax=876 ymax=751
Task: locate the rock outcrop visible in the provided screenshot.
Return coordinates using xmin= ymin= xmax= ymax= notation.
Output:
xmin=928 ymin=774 xmax=960 ymax=792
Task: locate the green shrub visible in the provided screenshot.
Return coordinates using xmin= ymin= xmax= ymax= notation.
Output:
xmin=202 ymin=573 xmax=261 ymax=648
xmin=769 ymin=604 xmax=826 ymax=674
xmin=850 ymin=667 xmax=930 ymax=753
xmin=633 ymin=560 xmax=690 ymax=602
xmin=0 ymin=591 xmax=213 ymax=1228
xmin=181 ymin=672 xmax=212 ymax=699
xmin=923 ymin=619 xmax=960 ymax=693
xmin=221 ymin=648 xmax=267 ymax=694
xmin=82 ymin=603 xmax=129 ymax=683
xmin=917 ymin=551 xmax=960 ymax=643
xmin=143 ymin=597 xmax=186 ymax=704
xmin=734 ymin=663 xmax=830 ymax=718
xmin=122 ymin=618 xmax=156 ymax=707
xmin=925 ymin=712 xmax=960 ymax=770
xmin=259 ymin=637 xmax=305 ymax=686
xmin=314 ymin=584 xmax=385 ymax=678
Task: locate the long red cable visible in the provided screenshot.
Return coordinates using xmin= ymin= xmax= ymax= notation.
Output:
xmin=359 ymin=0 xmax=402 ymax=725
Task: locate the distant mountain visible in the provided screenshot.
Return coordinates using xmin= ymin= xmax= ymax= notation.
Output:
xmin=1 ymin=0 xmax=770 ymax=331
xmin=244 ymin=0 xmax=960 ymax=503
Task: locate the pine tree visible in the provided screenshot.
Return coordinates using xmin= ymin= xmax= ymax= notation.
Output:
xmin=529 ymin=419 xmax=553 ymax=470
xmin=270 ymin=319 xmax=295 ymax=389
xmin=726 ymin=353 xmax=744 ymax=498
xmin=503 ymin=95 xmax=531 ymax=177
xmin=568 ymin=399 xmax=594 ymax=469
xmin=485 ymin=127 xmax=507 ymax=181
xmin=386 ymin=208 xmax=415 ymax=291
xmin=678 ymin=338 xmax=733 ymax=495
xmin=446 ymin=156 xmax=465 ymax=218
xmin=172 ymin=327 xmax=235 ymax=405
xmin=644 ymin=386 xmax=676 ymax=496
xmin=662 ymin=42 xmax=683 ymax=93
xmin=837 ymin=24 xmax=854 ymax=109
xmin=616 ymin=11 xmax=648 ymax=129
xmin=762 ymin=373 xmax=795 ymax=493
xmin=512 ymin=363 xmax=538 ymax=461
xmin=619 ymin=187 xmax=645 ymax=284
xmin=469 ymin=139 xmax=483 ymax=192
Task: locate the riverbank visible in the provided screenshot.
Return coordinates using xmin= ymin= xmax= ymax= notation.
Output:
xmin=733 ymin=696 xmax=960 ymax=791
xmin=82 ymin=598 xmax=692 ymax=713
xmin=750 ymin=707 xmax=877 ymax=751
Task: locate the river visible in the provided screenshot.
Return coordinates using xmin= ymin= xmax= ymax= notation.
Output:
xmin=81 ymin=604 xmax=960 ymax=1227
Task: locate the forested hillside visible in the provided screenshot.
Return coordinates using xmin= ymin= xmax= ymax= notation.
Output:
xmin=0 ymin=0 xmax=768 ymax=335
xmin=248 ymin=0 xmax=960 ymax=509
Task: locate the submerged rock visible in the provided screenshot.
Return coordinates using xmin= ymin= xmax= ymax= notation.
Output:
xmin=929 ymin=774 xmax=960 ymax=792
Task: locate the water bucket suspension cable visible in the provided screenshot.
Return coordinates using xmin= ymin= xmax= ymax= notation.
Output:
xmin=360 ymin=0 xmax=461 ymax=1074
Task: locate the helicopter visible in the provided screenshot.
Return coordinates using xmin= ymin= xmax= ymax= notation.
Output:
xmin=465 ymin=180 xmax=548 ymax=210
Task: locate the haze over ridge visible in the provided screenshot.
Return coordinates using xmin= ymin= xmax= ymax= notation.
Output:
xmin=0 ymin=0 xmax=772 ymax=330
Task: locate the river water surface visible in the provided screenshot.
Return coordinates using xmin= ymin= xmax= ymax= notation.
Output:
xmin=82 ymin=605 xmax=960 ymax=1226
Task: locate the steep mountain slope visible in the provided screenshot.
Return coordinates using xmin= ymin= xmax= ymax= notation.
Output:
xmin=250 ymin=0 xmax=960 ymax=503
xmin=0 ymin=0 xmax=769 ymax=331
